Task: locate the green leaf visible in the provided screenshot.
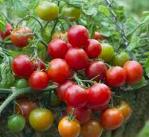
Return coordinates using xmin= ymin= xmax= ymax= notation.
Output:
xmin=98 ymin=5 xmax=110 ymax=16
xmin=145 ymin=58 xmax=149 ymax=78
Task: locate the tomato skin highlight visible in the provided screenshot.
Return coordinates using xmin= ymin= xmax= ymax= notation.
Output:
xmin=29 ymin=108 xmax=54 ymax=131
xmin=85 ymin=39 xmax=102 ymax=58
xmin=16 ymin=99 xmax=37 ymax=120
xmin=65 ymin=48 xmax=89 ymax=70
xmin=12 ymin=55 xmax=34 ymax=78
xmin=81 ymin=120 xmax=103 ymax=137
xmin=67 ymin=25 xmax=89 ymax=48
xmin=123 ymin=61 xmax=143 ymax=85
xmin=100 ymin=108 xmax=124 ymax=130
xmin=67 ymin=106 xmax=92 ymax=124
xmin=29 ymin=71 xmax=49 ymax=90
xmin=35 ymin=1 xmax=59 ymax=21
xmin=87 ymin=83 xmax=112 ymax=109
xmin=64 ymin=85 xmax=88 ymax=108
xmin=10 ymin=27 xmax=33 ymax=47
xmin=48 ymin=59 xmax=71 ymax=84
xmin=106 ymin=66 xmax=126 ymax=87
xmin=48 ymin=39 xmax=68 ymax=58
xmin=57 ymin=81 xmax=75 ymax=101
xmin=58 ymin=116 xmax=81 ymax=137
xmin=86 ymin=61 xmax=108 ymax=81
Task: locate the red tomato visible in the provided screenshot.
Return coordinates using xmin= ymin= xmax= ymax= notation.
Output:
xmin=123 ymin=61 xmax=143 ymax=85
xmin=106 ymin=66 xmax=126 ymax=87
xmin=67 ymin=25 xmax=89 ymax=48
xmin=33 ymin=59 xmax=46 ymax=71
xmin=16 ymin=99 xmax=37 ymax=120
xmin=47 ymin=59 xmax=71 ymax=84
xmin=29 ymin=71 xmax=49 ymax=90
xmin=86 ymin=61 xmax=107 ymax=81
xmin=57 ymin=81 xmax=75 ymax=101
xmin=65 ymin=48 xmax=89 ymax=70
xmin=10 ymin=27 xmax=33 ymax=47
xmin=48 ymin=39 xmax=68 ymax=58
xmin=12 ymin=55 xmax=34 ymax=78
xmin=100 ymin=108 xmax=124 ymax=130
xmin=92 ymin=104 xmax=109 ymax=112
xmin=0 ymin=23 xmax=12 ymax=39
xmin=67 ymin=106 xmax=92 ymax=124
xmin=93 ymin=32 xmax=106 ymax=41
xmin=87 ymin=83 xmax=112 ymax=109
xmin=85 ymin=39 xmax=102 ymax=58
xmin=64 ymin=85 xmax=88 ymax=108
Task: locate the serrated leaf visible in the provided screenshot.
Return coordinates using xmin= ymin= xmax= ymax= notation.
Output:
xmin=98 ymin=5 xmax=110 ymax=16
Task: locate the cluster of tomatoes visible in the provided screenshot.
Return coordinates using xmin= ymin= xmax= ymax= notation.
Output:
xmin=1 ymin=23 xmax=142 ymax=137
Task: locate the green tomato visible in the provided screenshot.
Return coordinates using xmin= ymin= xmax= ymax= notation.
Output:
xmin=8 ymin=114 xmax=25 ymax=133
xmin=99 ymin=43 xmax=115 ymax=62
xmin=50 ymin=91 xmax=61 ymax=107
xmin=62 ymin=7 xmax=81 ymax=21
xmin=15 ymin=79 xmax=28 ymax=88
xmin=35 ymin=1 xmax=59 ymax=21
xmin=113 ymin=52 xmax=130 ymax=66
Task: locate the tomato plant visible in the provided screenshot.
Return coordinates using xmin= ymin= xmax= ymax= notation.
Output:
xmin=58 ymin=116 xmax=81 ymax=137
xmin=29 ymin=108 xmax=54 ymax=131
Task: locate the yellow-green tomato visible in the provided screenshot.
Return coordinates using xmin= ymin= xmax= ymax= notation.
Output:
xmin=62 ymin=7 xmax=81 ymax=21
xmin=29 ymin=108 xmax=54 ymax=131
xmin=35 ymin=1 xmax=59 ymax=21
xmin=99 ymin=43 xmax=115 ymax=62
xmin=113 ymin=52 xmax=130 ymax=66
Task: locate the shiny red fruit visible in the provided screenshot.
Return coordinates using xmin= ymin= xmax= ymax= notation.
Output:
xmin=87 ymin=83 xmax=112 ymax=109
xmin=33 ymin=59 xmax=46 ymax=71
xmin=64 ymin=85 xmax=88 ymax=108
xmin=48 ymin=59 xmax=71 ymax=84
xmin=85 ymin=39 xmax=102 ymax=58
xmin=67 ymin=106 xmax=92 ymax=124
xmin=29 ymin=71 xmax=49 ymax=90
xmin=68 ymin=25 xmax=89 ymax=48
xmin=123 ymin=61 xmax=143 ymax=85
xmin=48 ymin=39 xmax=68 ymax=58
xmin=65 ymin=48 xmax=89 ymax=70
xmin=106 ymin=66 xmax=126 ymax=87
xmin=86 ymin=61 xmax=107 ymax=81
xmin=0 ymin=23 xmax=12 ymax=39
xmin=12 ymin=55 xmax=34 ymax=78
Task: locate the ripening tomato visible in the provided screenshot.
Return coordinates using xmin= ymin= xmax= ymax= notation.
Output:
xmin=87 ymin=83 xmax=112 ymax=109
xmin=0 ymin=23 xmax=12 ymax=40
xmin=86 ymin=61 xmax=108 ymax=81
xmin=29 ymin=71 xmax=49 ymax=90
xmin=93 ymin=32 xmax=106 ymax=41
xmin=35 ymin=1 xmax=59 ymax=21
xmin=113 ymin=52 xmax=130 ymax=66
xmin=81 ymin=120 xmax=103 ymax=137
xmin=29 ymin=108 xmax=54 ymax=131
xmin=64 ymin=85 xmax=88 ymax=108
xmin=33 ymin=59 xmax=46 ymax=71
xmin=10 ymin=27 xmax=33 ymax=47
xmin=67 ymin=25 xmax=89 ymax=48
xmin=67 ymin=106 xmax=92 ymax=124
xmin=123 ymin=61 xmax=143 ymax=85
xmin=58 ymin=116 xmax=81 ymax=137
xmin=99 ymin=43 xmax=115 ymax=62
xmin=12 ymin=55 xmax=34 ymax=78
xmin=15 ymin=79 xmax=28 ymax=88
xmin=106 ymin=66 xmax=126 ymax=87
xmin=48 ymin=39 xmax=68 ymax=58
xmin=48 ymin=59 xmax=71 ymax=84
xmin=100 ymin=108 xmax=124 ymax=130
xmin=117 ymin=101 xmax=132 ymax=121
xmin=85 ymin=39 xmax=102 ymax=58
xmin=65 ymin=48 xmax=89 ymax=70
xmin=62 ymin=7 xmax=81 ymax=21
xmin=7 ymin=114 xmax=25 ymax=133
xmin=16 ymin=99 xmax=37 ymax=120
xmin=57 ymin=80 xmax=75 ymax=101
